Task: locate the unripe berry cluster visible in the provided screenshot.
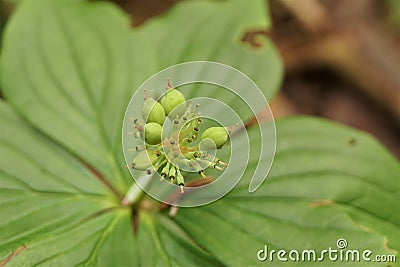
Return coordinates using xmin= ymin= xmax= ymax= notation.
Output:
xmin=129 ymin=79 xmax=231 ymax=193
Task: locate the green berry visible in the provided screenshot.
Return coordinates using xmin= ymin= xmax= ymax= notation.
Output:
xmin=200 ymin=127 xmax=228 ymax=149
xmin=142 ymin=97 xmax=165 ymax=125
xmin=144 ymin=122 xmax=163 ymax=145
xmin=160 ymin=89 xmax=186 ymax=116
xmin=131 ymin=150 xmax=159 ymax=170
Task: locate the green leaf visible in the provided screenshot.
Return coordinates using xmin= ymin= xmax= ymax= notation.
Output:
xmin=173 ymin=117 xmax=400 ymax=266
xmin=0 ymin=101 xmax=138 ymax=266
xmin=0 ymin=0 xmax=282 ymax=195
xmin=132 ymin=0 xmax=282 ymax=124
xmin=0 ymin=0 xmax=135 ymax=193
xmin=137 ymin=212 xmax=222 ymax=266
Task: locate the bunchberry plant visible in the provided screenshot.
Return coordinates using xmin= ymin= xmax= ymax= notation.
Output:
xmin=129 ymin=80 xmax=232 ymax=193
xmin=0 ymin=0 xmax=398 ymax=266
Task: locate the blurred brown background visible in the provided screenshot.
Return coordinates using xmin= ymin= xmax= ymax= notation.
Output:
xmin=1 ymin=0 xmax=399 ymax=158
